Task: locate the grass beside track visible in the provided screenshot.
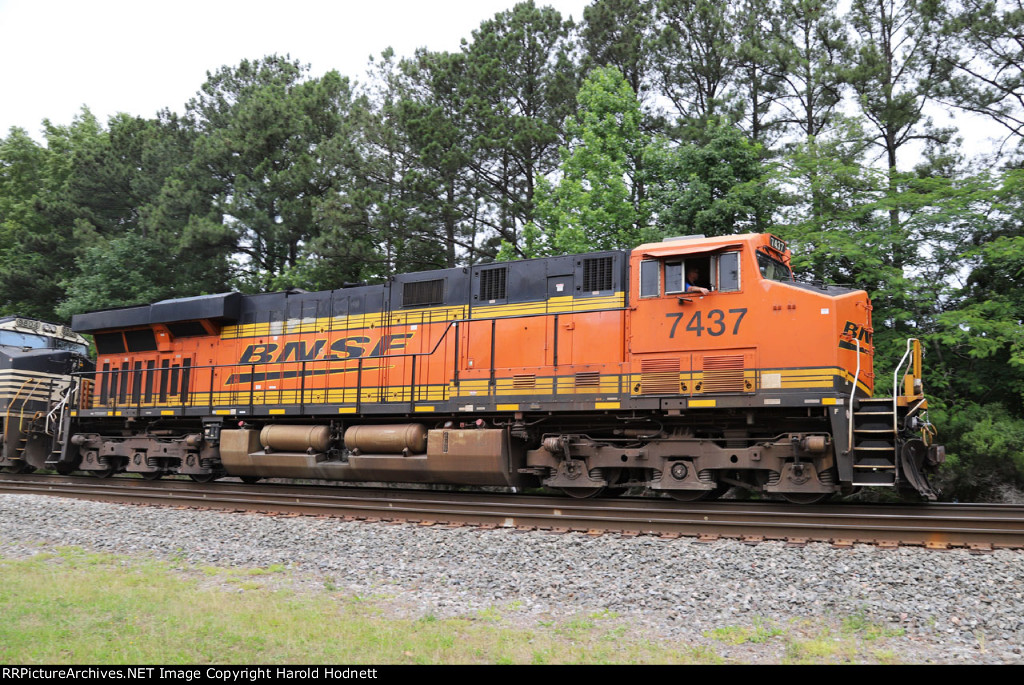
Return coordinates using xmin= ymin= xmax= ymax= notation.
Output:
xmin=0 ymin=545 xmax=913 ymax=664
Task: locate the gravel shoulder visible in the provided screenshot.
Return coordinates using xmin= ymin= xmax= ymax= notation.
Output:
xmin=1 ymin=494 xmax=1021 ymax=664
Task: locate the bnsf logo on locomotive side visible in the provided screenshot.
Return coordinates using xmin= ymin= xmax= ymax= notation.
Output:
xmin=840 ymin=320 xmax=872 ymax=351
xmin=237 ymin=333 xmax=415 ymax=365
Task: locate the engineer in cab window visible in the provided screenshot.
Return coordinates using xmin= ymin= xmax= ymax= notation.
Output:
xmin=685 ymin=267 xmax=711 ymax=295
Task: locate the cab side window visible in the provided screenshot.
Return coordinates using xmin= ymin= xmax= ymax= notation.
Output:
xmin=717 ymin=252 xmax=740 ymax=292
xmin=640 ymin=251 xmax=742 ymax=296
xmin=640 ymin=259 xmax=660 ymax=298
xmin=665 ymin=261 xmax=684 ymax=293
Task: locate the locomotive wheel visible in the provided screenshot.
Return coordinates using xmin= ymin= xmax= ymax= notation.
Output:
xmin=189 ymin=473 xmax=219 ymax=483
xmin=5 ymin=462 xmax=35 ymax=474
xmin=239 ymin=476 xmax=261 ymax=484
xmin=92 ymin=467 xmax=114 ymax=478
xmin=780 ymin=492 xmax=832 ymax=505
xmin=561 ymin=486 xmax=606 ymax=499
xmin=140 ymin=471 xmax=162 ymax=481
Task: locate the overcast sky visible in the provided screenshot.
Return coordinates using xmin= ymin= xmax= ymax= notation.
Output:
xmin=0 ymin=0 xmax=592 ymax=140
xmin=0 ymin=0 xmax=997 ymax=161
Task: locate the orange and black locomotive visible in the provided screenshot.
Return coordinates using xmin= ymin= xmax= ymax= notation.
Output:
xmin=55 ymin=233 xmax=944 ymax=502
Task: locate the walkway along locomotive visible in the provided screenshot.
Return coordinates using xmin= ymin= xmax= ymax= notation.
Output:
xmin=48 ymin=233 xmax=944 ymax=502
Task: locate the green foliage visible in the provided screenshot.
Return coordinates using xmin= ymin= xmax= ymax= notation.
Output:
xmin=847 ymin=0 xmax=953 ymax=171
xmin=731 ymin=0 xmax=789 ymax=145
xmin=277 ymin=50 xmax=444 ymax=289
xmin=581 ymin=0 xmax=656 ymax=99
xmin=841 ymin=611 xmax=904 ymax=640
xmin=705 ymin=617 xmax=784 ymax=645
xmin=0 ymin=110 xmax=105 ymax=320
xmin=0 ymin=127 xmax=57 ymax=318
xmin=0 ymin=128 xmax=50 ymax=242
xmin=0 ymin=107 xmax=236 ymax=320
xmin=931 ymin=401 xmax=1024 ymax=500
xmin=653 ymin=0 xmax=737 ymax=132
xmin=56 ymin=233 xmax=182 ymax=317
xmin=646 ymin=119 xmax=779 ymax=237
xmin=775 ymin=0 xmax=851 ymax=141
xmin=518 ymin=66 xmax=653 ymax=257
xmin=939 ymin=0 xmax=1024 ymax=149
xmin=188 ymin=56 xmax=365 ymax=291
xmin=776 ymin=118 xmax=881 ymax=280
xmin=932 ymin=169 xmax=1024 ymax=412
xmin=391 ymin=49 xmax=480 ymax=270
xmin=461 ymin=1 xmax=578 ymax=254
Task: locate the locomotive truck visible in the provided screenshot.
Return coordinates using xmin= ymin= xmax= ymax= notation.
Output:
xmin=27 ymin=233 xmax=943 ymax=502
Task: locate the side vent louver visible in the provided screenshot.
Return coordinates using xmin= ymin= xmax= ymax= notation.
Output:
xmin=701 ymin=355 xmax=746 ymax=392
xmin=640 ymin=358 xmax=681 ymax=395
xmin=574 ymin=371 xmax=600 ymax=390
xmin=513 ymin=374 xmax=536 ymax=389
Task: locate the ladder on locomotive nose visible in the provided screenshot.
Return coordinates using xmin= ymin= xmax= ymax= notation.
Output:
xmin=851 ymin=398 xmax=898 ymax=486
xmin=2 ymin=377 xmax=41 ymax=466
xmin=849 ymin=338 xmax=931 ymax=490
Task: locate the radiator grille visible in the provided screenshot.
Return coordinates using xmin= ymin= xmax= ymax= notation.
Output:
xmin=582 ymin=257 xmax=613 ymax=292
xmin=403 ymin=279 xmax=444 ymax=307
xmin=640 ymin=358 xmax=681 ymax=395
xmin=574 ymin=371 xmax=600 ymax=390
xmin=479 ymin=267 xmax=507 ymax=300
xmin=701 ymin=355 xmax=746 ymax=392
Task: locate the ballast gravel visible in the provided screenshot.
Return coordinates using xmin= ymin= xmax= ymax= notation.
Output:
xmin=1 ymin=493 xmax=1021 ymax=664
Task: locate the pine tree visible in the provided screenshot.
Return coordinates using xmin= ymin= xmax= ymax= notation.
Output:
xmin=520 ymin=66 xmax=652 ymax=257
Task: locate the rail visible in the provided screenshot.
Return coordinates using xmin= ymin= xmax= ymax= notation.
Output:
xmin=3 ymin=474 xmax=1024 ymax=550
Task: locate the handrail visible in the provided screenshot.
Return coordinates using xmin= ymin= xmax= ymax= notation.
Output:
xmin=848 ymin=338 xmax=860 ymax=454
xmin=891 ymin=338 xmax=921 ymax=482
xmin=70 ymin=304 xmax=633 ymax=414
xmin=892 ymin=338 xmax=917 ymax=429
xmin=46 ymin=378 xmax=75 ymax=440
xmin=4 ymin=377 xmax=37 ymax=438
xmin=73 ymin=316 xmax=468 ymax=413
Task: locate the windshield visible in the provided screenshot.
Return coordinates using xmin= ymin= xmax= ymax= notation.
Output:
xmin=757 ymin=251 xmax=793 ymax=282
xmin=53 ymin=338 xmax=90 ymax=355
xmin=0 ymin=330 xmax=88 ymax=355
xmin=0 ymin=330 xmax=50 ymax=348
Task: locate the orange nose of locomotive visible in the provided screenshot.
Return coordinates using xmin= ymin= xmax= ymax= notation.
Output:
xmin=834 ymin=289 xmax=875 ymax=397
xmin=750 ymin=235 xmax=876 ymax=399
